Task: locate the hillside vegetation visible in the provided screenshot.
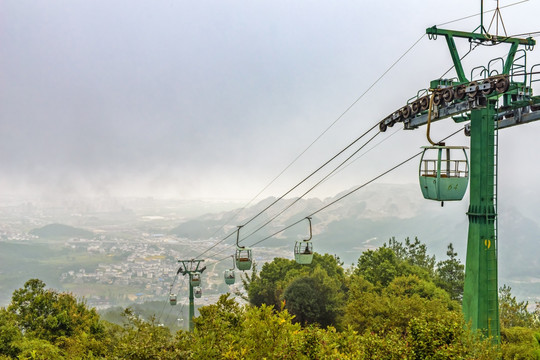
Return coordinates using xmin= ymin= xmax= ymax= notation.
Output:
xmin=1 ymin=238 xmax=539 ymax=359
xmin=29 ymin=224 xmax=94 ymax=239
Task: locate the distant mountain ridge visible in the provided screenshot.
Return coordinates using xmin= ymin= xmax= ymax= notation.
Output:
xmin=169 ymin=183 xmax=540 ymax=301
xmin=170 ymin=183 xmax=468 ymax=258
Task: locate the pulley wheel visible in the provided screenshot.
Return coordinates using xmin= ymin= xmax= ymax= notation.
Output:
xmin=467 ymin=81 xmax=478 ymax=98
xmin=495 ymin=77 xmax=509 ymax=94
xmin=442 ymin=88 xmax=454 ymax=103
xmin=419 ymin=96 xmax=429 ymax=111
xmin=454 ymin=85 xmax=466 ymax=100
xmin=400 ymin=105 xmax=411 ymax=119
xmin=432 ymin=91 xmax=442 ymax=106
xmin=411 ymin=101 xmax=420 ymax=115
xmin=379 ymin=122 xmax=387 ymax=132
xmin=481 ymin=80 xmax=494 ymax=95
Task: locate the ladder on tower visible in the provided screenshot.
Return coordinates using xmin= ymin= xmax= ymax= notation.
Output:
xmin=487 ymin=106 xmax=500 ymax=337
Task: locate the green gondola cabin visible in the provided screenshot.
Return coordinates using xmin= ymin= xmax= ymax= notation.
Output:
xmin=419 ymin=145 xmax=469 ymax=202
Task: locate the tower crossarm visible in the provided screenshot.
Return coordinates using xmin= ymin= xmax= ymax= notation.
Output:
xmin=177 ymin=259 xmax=206 ymax=275
xmin=427 ymin=26 xmax=536 ymax=47
xmin=426 ymin=26 xmax=535 ymax=83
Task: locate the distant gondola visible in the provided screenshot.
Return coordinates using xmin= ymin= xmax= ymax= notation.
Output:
xmin=224 ymin=255 xmax=236 ymax=285
xmin=294 ymin=217 xmax=314 ymax=265
xmin=235 ymin=225 xmax=252 ymax=271
xmin=190 ymin=272 xmax=201 ymax=287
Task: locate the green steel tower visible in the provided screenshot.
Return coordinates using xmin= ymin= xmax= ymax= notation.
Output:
xmin=378 ymin=6 xmax=540 ymax=342
xmin=425 ymin=25 xmax=535 ymax=342
xmin=177 ymin=259 xmax=206 ymax=332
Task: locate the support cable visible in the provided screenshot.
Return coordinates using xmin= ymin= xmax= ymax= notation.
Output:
xmin=329 ymin=127 xmax=403 ymax=179
xmin=188 ymin=1 xmax=533 ymax=271
xmin=205 ymin=126 xmax=465 ymax=266
xmin=225 ymin=130 xmax=381 ymax=247
xmin=194 ymin=122 xmax=380 ymax=259
xmin=435 ymin=10 xmax=540 ymax=79
xmin=436 ymin=0 xmax=529 ymax=27
xmin=163 ymin=303 xmax=175 ymax=327
xmin=158 ymin=266 xmax=186 ymax=324
xmin=178 ymin=301 xmax=187 ymax=330
xmin=507 ymin=31 xmax=540 ymax=38
xmin=206 ymin=151 xmax=421 ymax=266
xmin=193 ymin=33 xmax=427 ymax=260
xmin=439 ymin=42 xmax=482 ymax=79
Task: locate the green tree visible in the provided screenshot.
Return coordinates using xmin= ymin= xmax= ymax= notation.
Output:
xmin=6 ymin=279 xmax=109 ymax=358
xmin=188 ymin=294 xmax=245 ymax=359
xmin=283 ymin=266 xmax=344 ymax=328
xmin=113 ymin=309 xmax=175 ymax=360
xmin=0 ymin=308 xmax=22 ymax=358
xmin=387 ymin=236 xmax=435 ymax=273
xmin=240 ymin=304 xmax=305 ymax=359
xmin=15 ymin=338 xmax=65 ymax=360
xmin=407 ymin=311 xmax=499 ymax=359
xmin=354 ymin=237 xmax=439 ymax=289
xmin=500 ymin=327 xmax=540 ymax=360
xmin=354 ymin=247 xmax=401 ymax=287
xmin=500 ymin=285 xmax=536 ymax=329
xmin=177 ymin=291 xmax=498 ymax=359
xmin=243 ymin=253 xmax=347 ymax=324
xmin=243 ymin=257 xmax=299 ymax=308
xmin=356 ymin=237 xmax=466 ymax=303
xmin=435 ymin=243 xmax=465 ymax=301
xmin=8 ymin=279 xmax=104 ymax=342
xmin=344 ymin=274 xmax=458 ymax=334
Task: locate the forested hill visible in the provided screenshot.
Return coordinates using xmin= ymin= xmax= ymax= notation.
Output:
xmin=1 ymin=236 xmax=539 ymax=359
xmin=29 ymin=223 xmax=94 ymax=239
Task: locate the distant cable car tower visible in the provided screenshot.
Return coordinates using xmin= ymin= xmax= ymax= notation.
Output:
xmin=177 ymin=259 xmax=206 ymax=332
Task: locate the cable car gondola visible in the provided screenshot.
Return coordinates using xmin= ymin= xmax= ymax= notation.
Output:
xmin=190 ymin=272 xmax=201 ymax=287
xmin=419 ymin=145 xmax=469 ymax=201
xmin=419 ymin=91 xmax=470 ymax=203
xmin=235 ymin=225 xmax=252 ymax=271
xmin=169 ymin=294 xmax=177 ymax=306
xmin=294 ymin=217 xmax=314 ymax=265
xmin=194 ymin=286 xmax=202 ymax=298
xmin=224 ymin=255 xmax=236 ymax=285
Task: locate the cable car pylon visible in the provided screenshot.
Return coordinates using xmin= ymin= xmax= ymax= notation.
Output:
xmin=376 ymin=1 xmax=540 ymax=343
xmin=176 ymin=259 xmax=206 ymax=332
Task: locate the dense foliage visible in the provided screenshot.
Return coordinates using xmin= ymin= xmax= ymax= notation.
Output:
xmin=1 ymin=237 xmax=539 ymax=359
xmin=243 ymin=253 xmax=346 ymax=327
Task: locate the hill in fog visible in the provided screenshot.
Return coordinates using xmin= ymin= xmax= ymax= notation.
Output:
xmin=29 ymin=223 xmax=94 ymax=239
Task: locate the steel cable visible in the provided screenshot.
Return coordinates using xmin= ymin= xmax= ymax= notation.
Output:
xmin=193 ymin=33 xmax=427 ymax=260
xmin=205 ymin=126 xmax=465 ymax=267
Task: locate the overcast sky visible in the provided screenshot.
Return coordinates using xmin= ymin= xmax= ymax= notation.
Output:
xmin=2 ymin=0 xmax=540 ymax=202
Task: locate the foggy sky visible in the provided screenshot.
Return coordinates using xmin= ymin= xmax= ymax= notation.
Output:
xmin=2 ymin=0 xmax=540 ymax=201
